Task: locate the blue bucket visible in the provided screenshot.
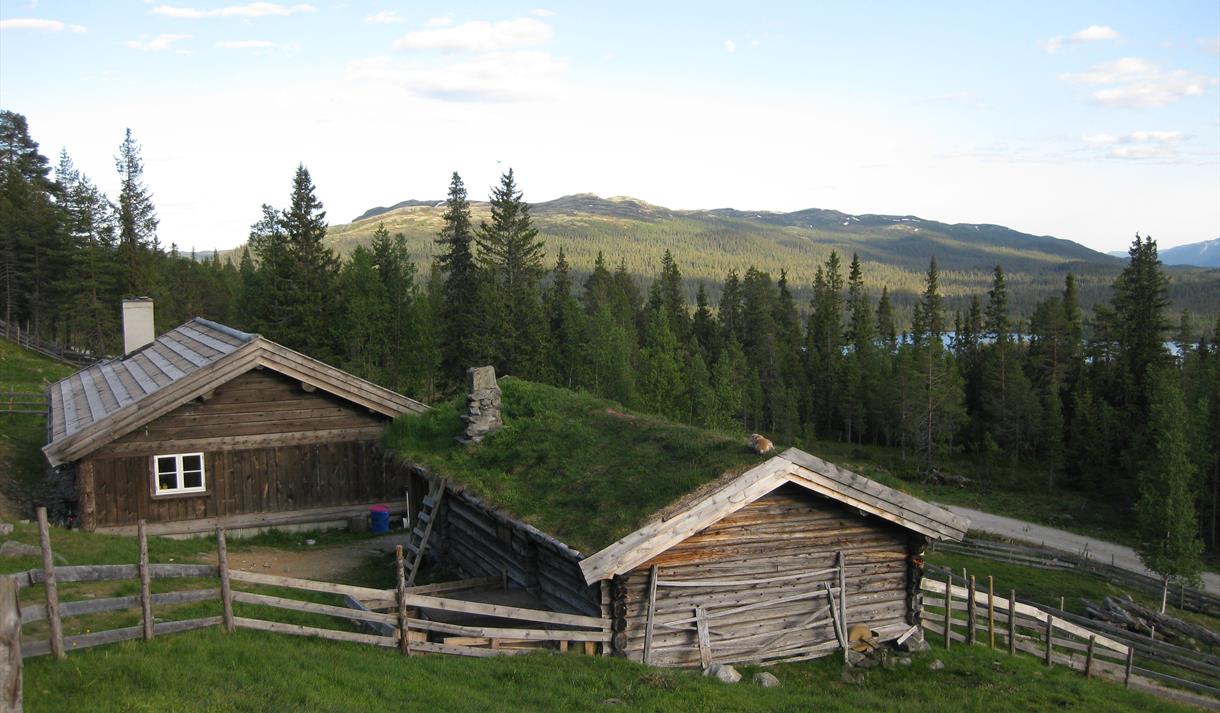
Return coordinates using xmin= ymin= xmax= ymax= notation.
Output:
xmin=369 ymin=505 xmax=390 ymax=534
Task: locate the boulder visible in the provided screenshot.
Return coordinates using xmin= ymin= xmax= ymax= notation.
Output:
xmin=927 ymin=659 xmax=945 ymax=671
xmin=703 ymin=663 xmax=741 ymax=684
xmin=0 ymin=540 xmax=40 ymax=558
xmin=752 ymin=672 xmax=780 ymax=688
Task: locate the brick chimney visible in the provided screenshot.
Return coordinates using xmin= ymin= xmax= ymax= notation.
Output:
xmin=122 ymin=298 xmax=155 ymax=355
xmin=458 ymin=366 xmax=503 ymax=444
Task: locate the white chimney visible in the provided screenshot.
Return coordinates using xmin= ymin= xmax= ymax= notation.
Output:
xmin=122 ymin=298 xmax=155 ymax=355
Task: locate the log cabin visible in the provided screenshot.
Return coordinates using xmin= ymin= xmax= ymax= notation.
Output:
xmin=388 ymin=376 xmax=969 ymax=667
xmin=42 ymin=299 xmax=428 ymax=535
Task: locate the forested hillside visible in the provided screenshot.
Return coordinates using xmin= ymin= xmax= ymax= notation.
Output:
xmin=2 ymin=109 xmax=1218 ymax=590
xmin=326 ymin=194 xmax=1220 ymax=322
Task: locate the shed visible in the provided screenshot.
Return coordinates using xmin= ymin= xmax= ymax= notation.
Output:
xmin=388 ymin=378 xmax=968 ymax=667
xmin=43 ymin=308 xmax=428 ymax=535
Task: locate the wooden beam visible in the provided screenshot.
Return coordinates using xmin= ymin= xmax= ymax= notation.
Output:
xmin=0 ymin=576 xmax=20 ymax=712
xmin=37 ymin=508 xmax=64 ymax=660
xmin=642 ymin=565 xmax=658 ymax=665
xmin=228 ymin=570 xmax=393 ymax=601
xmin=217 ymin=529 xmax=234 ymax=633
xmin=694 ymin=606 xmax=712 ymax=669
xmin=95 ymin=501 xmax=408 ymax=537
xmin=138 ymin=521 xmax=153 ymax=641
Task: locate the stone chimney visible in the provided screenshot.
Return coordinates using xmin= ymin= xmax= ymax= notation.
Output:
xmin=458 ymin=366 xmax=503 ymax=444
xmin=122 ymin=298 xmax=155 ymax=355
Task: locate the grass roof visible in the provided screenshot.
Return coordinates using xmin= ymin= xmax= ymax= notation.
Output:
xmin=383 ymin=378 xmax=767 ymax=555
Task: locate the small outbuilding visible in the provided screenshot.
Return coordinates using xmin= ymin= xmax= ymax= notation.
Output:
xmin=388 ymin=376 xmax=969 ymax=667
xmin=43 ymin=299 xmax=428 ymax=535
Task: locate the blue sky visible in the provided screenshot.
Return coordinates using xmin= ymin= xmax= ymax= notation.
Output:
xmin=1 ymin=1 xmax=1217 ymax=253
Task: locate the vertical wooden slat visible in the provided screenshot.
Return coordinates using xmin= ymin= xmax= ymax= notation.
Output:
xmin=78 ymin=460 xmax=96 ymax=531
xmin=642 ymin=565 xmax=659 ymax=665
xmin=1124 ymin=647 xmax=1134 ymax=688
xmin=943 ymin=574 xmax=952 ymax=650
xmin=1044 ymin=615 xmax=1054 ymax=666
xmin=694 ymin=606 xmax=711 ymax=669
xmin=138 ymin=520 xmax=153 ymax=641
xmin=837 ymin=551 xmax=849 ymax=663
xmin=216 ymin=528 xmax=235 ymax=632
xmin=37 ymin=507 xmax=64 ymax=660
xmin=1085 ymin=635 xmax=1096 ymax=679
xmin=1008 ymin=589 xmax=1016 ymax=655
xmin=967 ymin=575 xmax=977 ymax=645
xmin=395 ymin=545 xmax=410 ymax=656
xmin=0 ymin=575 xmax=21 ymax=712
xmin=987 ymin=575 xmax=995 ymax=649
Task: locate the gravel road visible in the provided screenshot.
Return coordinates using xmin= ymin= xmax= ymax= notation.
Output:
xmin=941 ymin=504 xmax=1220 ymax=595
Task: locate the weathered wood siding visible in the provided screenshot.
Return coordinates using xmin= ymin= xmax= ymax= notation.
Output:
xmin=442 ymin=492 xmax=601 ymax=617
xmin=611 ymin=483 xmax=915 ymax=667
xmin=79 ymin=368 xmax=408 ymax=529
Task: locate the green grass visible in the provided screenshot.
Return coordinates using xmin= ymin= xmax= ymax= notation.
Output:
xmin=383 ymin=378 xmax=765 ymax=554
xmin=0 ymin=339 xmax=76 ymax=515
xmin=23 ymin=627 xmax=1196 ymax=713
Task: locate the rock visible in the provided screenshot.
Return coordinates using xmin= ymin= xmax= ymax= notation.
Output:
xmin=898 ymin=628 xmax=931 ymax=653
xmin=840 ymin=669 xmax=865 ymax=684
xmin=854 ymin=656 xmax=880 ymax=669
xmin=703 ymin=663 xmax=741 ymax=683
xmin=897 ymin=656 xmax=912 ymax=666
xmin=0 ymin=522 xmax=13 ymax=536
xmin=927 ymin=659 xmax=945 ymax=671
xmin=0 ymin=540 xmax=40 ymax=558
xmin=752 ymin=672 xmax=780 ymax=688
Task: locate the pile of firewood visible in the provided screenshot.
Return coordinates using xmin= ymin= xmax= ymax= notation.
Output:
xmin=1083 ymin=595 xmax=1220 ymax=650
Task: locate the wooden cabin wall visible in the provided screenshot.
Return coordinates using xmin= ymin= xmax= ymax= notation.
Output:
xmin=610 ymin=483 xmax=912 ymax=667
xmin=441 ymin=492 xmax=601 ymax=617
xmin=83 ymin=441 xmax=415 ymax=528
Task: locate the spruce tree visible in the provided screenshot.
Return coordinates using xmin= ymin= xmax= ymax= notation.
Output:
xmin=114 ymin=128 xmax=159 ymax=298
xmin=435 ymin=171 xmax=479 ymax=377
xmin=279 ymin=165 xmax=338 ymax=358
xmin=475 ymin=168 xmax=547 ymax=377
xmin=910 ymin=258 xmax=965 ymax=471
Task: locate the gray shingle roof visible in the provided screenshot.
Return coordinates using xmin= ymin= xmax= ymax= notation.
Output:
xmin=47 ymin=318 xmax=253 ymax=443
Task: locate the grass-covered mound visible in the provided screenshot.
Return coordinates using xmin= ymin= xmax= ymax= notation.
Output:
xmin=382 ymin=378 xmax=766 ymax=555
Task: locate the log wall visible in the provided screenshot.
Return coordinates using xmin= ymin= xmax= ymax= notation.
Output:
xmin=611 ymin=483 xmax=917 ymax=667
xmin=441 ymin=492 xmax=601 ymax=617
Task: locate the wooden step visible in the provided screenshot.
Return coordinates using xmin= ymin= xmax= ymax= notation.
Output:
xmin=422 ymin=495 xmax=437 ymax=509
xmin=417 ymin=511 xmax=431 ymax=525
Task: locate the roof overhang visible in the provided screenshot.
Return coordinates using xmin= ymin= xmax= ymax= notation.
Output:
xmin=577 ymin=447 xmax=969 ymax=585
xmin=43 ymin=336 xmax=428 ymax=467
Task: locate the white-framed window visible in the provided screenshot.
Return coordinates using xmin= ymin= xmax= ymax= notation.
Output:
xmin=153 ymin=453 xmax=206 ymax=496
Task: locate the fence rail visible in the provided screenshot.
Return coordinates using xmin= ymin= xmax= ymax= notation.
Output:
xmin=0 ymin=389 xmax=46 ymax=416
xmin=0 ymin=319 xmax=99 ymax=368
xmin=919 ymin=570 xmax=1220 ymax=708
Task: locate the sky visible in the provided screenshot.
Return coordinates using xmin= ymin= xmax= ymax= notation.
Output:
xmin=1 ymin=1 xmax=1218 ymax=253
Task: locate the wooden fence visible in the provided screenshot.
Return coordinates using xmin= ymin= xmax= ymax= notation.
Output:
xmin=0 ymin=509 xmax=611 ymax=708
xmin=0 ymin=389 xmax=47 ymax=417
xmin=0 ymin=319 xmax=98 ymax=368
xmin=934 ymin=537 xmax=1220 ymax=617
xmin=919 ymin=571 xmax=1220 ymax=709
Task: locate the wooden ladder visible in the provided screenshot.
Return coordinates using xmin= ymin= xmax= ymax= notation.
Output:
xmin=405 ymin=479 xmax=446 ymax=586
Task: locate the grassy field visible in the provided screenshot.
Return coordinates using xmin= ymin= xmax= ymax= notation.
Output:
xmin=0 ymin=339 xmax=76 ymax=518
xmin=23 ymin=626 xmax=1196 ymax=713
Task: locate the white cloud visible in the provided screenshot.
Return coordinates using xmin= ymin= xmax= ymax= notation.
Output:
xmin=724 ymin=39 xmax=735 ymax=53
xmin=1202 ymin=37 xmax=1220 ymax=57
xmin=152 ymin=3 xmax=316 ymax=19
xmin=395 ymin=17 xmax=551 ymax=51
xmin=0 ymin=17 xmax=86 ymax=32
xmin=365 ymin=10 xmax=403 ymax=24
xmin=215 ymin=39 xmax=298 ymax=52
xmin=347 ymin=50 xmax=565 ymax=101
xmin=1060 ymin=57 xmax=1216 ymax=108
xmin=125 ymin=33 xmax=193 ymax=51
xmin=1083 ymin=130 xmax=1189 ymax=160
xmin=530 ymin=8 xmax=555 ymax=17
xmin=424 ymin=16 xmax=452 ymax=28
xmin=1043 ymin=24 xmax=1120 ymax=53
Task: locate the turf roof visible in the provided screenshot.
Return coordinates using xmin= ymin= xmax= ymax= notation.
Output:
xmin=383 ymin=378 xmax=768 ymax=555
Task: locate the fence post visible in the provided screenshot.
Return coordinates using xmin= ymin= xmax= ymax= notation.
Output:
xmin=943 ymin=574 xmax=952 ymax=649
xmin=138 ymin=521 xmax=153 ymax=641
xmin=1044 ymin=615 xmax=1054 ymax=666
xmin=36 ymin=507 xmax=64 ymax=660
xmin=1008 ymin=590 xmax=1016 ymax=655
xmin=1085 ymin=635 xmax=1095 ymax=679
xmin=0 ymin=575 xmax=21 ymax=712
xmin=216 ymin=529 xmax=234 ymax=633
xmin=967 ymin=575 xmax=977 ymax=645
xmin=395 ymin=545 xmax=410 ymax=656
xmin=987 ymin=576 xmax=995 ymax=649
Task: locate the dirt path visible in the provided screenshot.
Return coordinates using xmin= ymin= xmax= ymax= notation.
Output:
xmin=216 ymin=532 xmax=412 ymax=582
xmin=942 ymin=504 xmax=1220 ymax=595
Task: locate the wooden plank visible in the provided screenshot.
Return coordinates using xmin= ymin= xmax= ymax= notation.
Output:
xmin=228 ymin=570 xmax=393 ymax=601
xmin=396 ymin=545 xmax=410 ymax=655
xmin=122 ymin=358 xmax=158 ymax=395
xmin=98 ymin=362 xmax=135 ymax=407
xmin=232 ymin=617 xmax=397 ymax=647
xmin=96 ymin=500 xmax=407 ymax=537
xmin=76 ymin=369 xmax=108 ymax=424
xmin=409 ymin=640 xmax=529 ymax=658
xmin=175 ymin=325 xmax=240 ymax=355
xmin=0 ymin=576 xmax=20 ymax=712
xmin=655 ymin=567 xmax=838 ymax=588
xmin=37 ymin=508 xmax=64 ymax=660
xmin=22 ymin=589 xmax=218 ymax=624
xmin=694 ymin=606 xmax=712 ymax=669
xmin=400 ymin=592 xmax=606 ymax=629
xmin=144 ymin=347 xmax=187 ymax=381
xmin=643 ymin=565 xmax=658 ymax=665
xmin=22 ymin=617 xmax=222 ymax=658
xmin=231 ymin=592 xmax=397 ymax=626
xmin=404 ymin=576 xmax=502 ymax=596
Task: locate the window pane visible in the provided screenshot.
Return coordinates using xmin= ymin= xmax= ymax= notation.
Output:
xmin=183 ymin=471 xmax=203 ymax=489
xmin=156 ymin=456 xmax=177 ymax=474
xmin=181 ymin=454 xmax=202 ymax=472
xmin=159 ymin=471 xmax=178 ymax=491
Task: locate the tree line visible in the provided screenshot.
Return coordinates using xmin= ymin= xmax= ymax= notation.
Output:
xmin=1 ymin=110 xmax=1216 ymax=586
